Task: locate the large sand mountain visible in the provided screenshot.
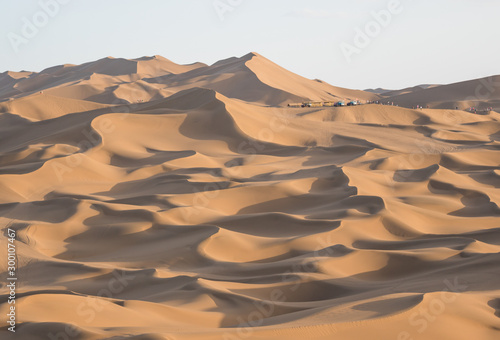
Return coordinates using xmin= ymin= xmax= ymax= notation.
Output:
xmin=0 ymin=52 xmax=379 ymax=108
xmin=0 ymin=53 xmax=499 ymax=340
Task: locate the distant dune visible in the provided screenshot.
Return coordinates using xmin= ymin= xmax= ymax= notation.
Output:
xmin=0 ymin=52 xmax=379 ymax=107
xmin=382 ymin=77 xmax=500 ymax=110
xmin=0 ymin=53 xmax=499 ymax=340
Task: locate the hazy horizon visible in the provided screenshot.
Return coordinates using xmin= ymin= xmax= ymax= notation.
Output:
xmin=1 ymin=0 xmax=499 ymax=90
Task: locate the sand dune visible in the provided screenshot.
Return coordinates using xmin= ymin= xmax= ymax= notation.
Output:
xmin=0 ymin=53 xmax=499 ymax=340
xmin=0 ymin=53 xmax=379 ymax=107
xmin=381 ymin=76 xmax=500 ymax=110
xmin=373 ymin=84 xmax=440 ymax=98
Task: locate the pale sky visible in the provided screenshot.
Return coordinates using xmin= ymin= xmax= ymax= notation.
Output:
xmin=1 ymin=0 xmax=499 ymax=90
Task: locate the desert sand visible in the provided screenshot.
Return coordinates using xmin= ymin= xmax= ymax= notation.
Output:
xmin=0 ymin=53 xmax=499 ymax=340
